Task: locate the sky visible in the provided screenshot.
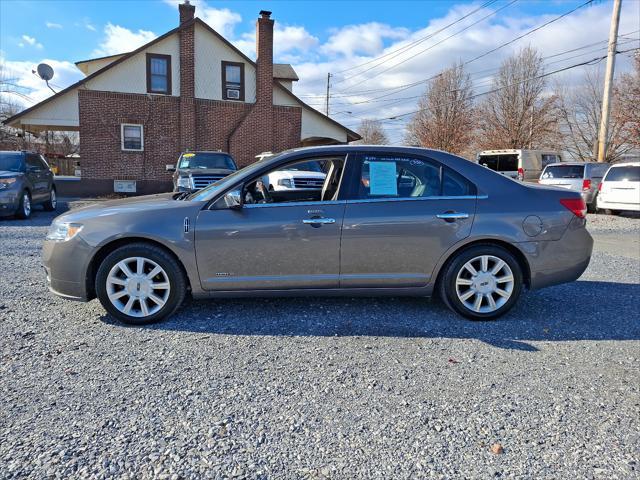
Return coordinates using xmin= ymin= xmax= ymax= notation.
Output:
xmin=1 ymin=0 xmax=639 ymax=143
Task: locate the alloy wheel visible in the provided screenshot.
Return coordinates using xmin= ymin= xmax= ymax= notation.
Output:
xmin=105 ymin=256 xmax=171 ymax=318
xmin=455 ymin=255 xmax=515 ymax=314
xmin=23 ymin=193 xmax=31 ymax=217
xmin=50 ymin=190 xmax=57 ymax=209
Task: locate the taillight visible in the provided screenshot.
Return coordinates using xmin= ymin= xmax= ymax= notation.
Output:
xmin=582 ymin=179 xmax=591 ymax=191
xmin=598 ymin=182 xmax=603 ymax=192
xmin=517 ymin=167 xmax=524 ymax=181
xmin=560 ymin=198 xmax=587 ymax=218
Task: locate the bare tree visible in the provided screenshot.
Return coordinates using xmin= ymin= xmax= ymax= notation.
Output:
xmin=476 ymin=46 xmax=557 ymax=150
xmin=555 ymin=67 xmax=631 ymax=162
xmin=357 ymin=119 xmax=389 ymax=145
xmin=405 ymin=62 xmax=475 ymax=156
xmin=616 ymin=52 xmax=640 ymax=151
xmin=0 ymin=63 xmax=26 ymax=150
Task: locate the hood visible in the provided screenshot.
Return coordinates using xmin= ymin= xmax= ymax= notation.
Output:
xmin=0 ymin=170 xmax=22 ymax=178
xmin=178 ymin=168 xmax=235 ymax=176
xmin=56 ymin=193 xmax=201 ymax=223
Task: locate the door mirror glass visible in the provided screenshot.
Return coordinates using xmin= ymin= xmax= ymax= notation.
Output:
xmin=214 ymin=188 xmax=243 ymax=210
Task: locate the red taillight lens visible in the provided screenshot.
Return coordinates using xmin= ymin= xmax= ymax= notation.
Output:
xmin=517 ymin=167 xmax=524 ymax=181
xmin=598 ymin=182 xmax=603 ymax=192
xmin=582 ymin=179 xmax=591 ymax=191
xmin=560 ymin=198 xmax=587 ymax=218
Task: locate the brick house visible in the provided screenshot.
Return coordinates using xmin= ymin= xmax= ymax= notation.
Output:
xmin=5 ymin=3 xmax=360 ymax=195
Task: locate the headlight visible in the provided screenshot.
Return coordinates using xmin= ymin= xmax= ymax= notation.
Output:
xmin=0 ymin=178 xmax=17 ymax=190
xmin=46 ymin=222 xmax=83 ymax=242
xmin=177 ymin=176 xmax=193 ymax=189
xmin=278 ymin=178 xmax=293 ymax=188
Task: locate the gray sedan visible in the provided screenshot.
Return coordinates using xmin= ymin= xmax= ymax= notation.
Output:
xmin=43 ymin=146 xmax=593 ymax=324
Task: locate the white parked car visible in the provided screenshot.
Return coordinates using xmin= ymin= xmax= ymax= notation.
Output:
xmin=596 ymin=162 xmax=640 ymax=214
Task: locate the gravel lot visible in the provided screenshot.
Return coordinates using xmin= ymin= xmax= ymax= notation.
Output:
xmin=1 ymin=201 xmax=639 ymax=479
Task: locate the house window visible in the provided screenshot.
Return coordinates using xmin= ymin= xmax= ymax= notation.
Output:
xmin=146 ymin=53 xmax=172 ymax=94
xmin=221 ymin=61 xmax=244 ymax=101
xmin=121 ymin=124 xmax=144 ymax=151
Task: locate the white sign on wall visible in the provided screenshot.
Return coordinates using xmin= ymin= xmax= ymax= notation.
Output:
xmin=114 ymin=180 xmax=137 ymax=193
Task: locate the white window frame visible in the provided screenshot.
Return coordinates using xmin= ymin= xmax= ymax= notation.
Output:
xmin=121 ymin=124 xmax=144 ymax=152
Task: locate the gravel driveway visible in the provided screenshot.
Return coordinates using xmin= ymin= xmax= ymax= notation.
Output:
xmin=1 ymin=201 xmax=639 ymax=479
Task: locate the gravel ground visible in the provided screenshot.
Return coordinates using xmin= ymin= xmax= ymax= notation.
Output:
xmin=0 ymin=202 xmax=639 ymax=479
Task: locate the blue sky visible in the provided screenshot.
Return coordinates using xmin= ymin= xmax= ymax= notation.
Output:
xmin=1 ymin=0 xmax=639 ymax=142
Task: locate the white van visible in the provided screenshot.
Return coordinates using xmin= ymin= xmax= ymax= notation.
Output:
xmin=476 ymin=149 xmax=563 ymax=181
xmin=596 ymin=162 xmax=640 ymax=214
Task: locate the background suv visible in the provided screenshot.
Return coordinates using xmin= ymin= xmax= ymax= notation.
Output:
xmin=539 ymin=162 xmax=610 ymax=213
xmin=167 ymin=151 xmax=237 ymax=192
xmin=0 ymin=151 xmax=57 ymax=219
xmin=597 ymin=162 xmax=640 ymax=214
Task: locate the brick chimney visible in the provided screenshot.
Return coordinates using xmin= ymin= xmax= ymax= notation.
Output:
xmin=255 ymin=10 xmax=274 ymax=106
xmin=179 ymin=0 xmax=196 ymax=152
xmin=179 ymin=0 xmax=195 ymax=25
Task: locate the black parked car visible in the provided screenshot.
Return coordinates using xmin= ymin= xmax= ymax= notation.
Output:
xmin=0 ymin=151 xmax=57 ymax=219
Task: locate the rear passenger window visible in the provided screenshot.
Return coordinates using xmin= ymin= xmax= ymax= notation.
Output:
xmin=352 ymin=155 xmax=476 ymax=199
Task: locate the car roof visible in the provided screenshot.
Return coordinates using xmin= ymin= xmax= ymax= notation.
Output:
xmin=182 ymin=151 xmax=232 ymax=155
xmin=544 ymin=162 xmax=600 ymax=167
xmin=609 ymin=162 xmax=640 ymax=167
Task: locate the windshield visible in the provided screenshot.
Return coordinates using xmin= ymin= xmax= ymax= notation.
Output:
xmin=0 ymin=152 xmax=23 ymax=172
xmin=178 ymin=152 xmax=236 ymax=170
xmin=604 ymin=166 xmax=640 ymax=182
xmin=541 ymin=165 xmax=585 ymax=179
xmin=186 ymin=152 xmax=286 ymax=201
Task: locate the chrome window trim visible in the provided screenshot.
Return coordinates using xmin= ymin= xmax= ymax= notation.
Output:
xmin=239 ymin=195 xmax=486 ymax=209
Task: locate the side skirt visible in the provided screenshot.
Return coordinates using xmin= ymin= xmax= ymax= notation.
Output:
xmin=192 ymin=285 xmax=434 ymax=300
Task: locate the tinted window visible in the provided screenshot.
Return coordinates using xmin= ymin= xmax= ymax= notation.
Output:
xmin=541 ymin=154 xmax=558 ymax=168
xmin=443 ymin=168 xmax=474 ymax=196
xmin=26 ymin=154 xmax=44 ymax=170
xmin=178 ymin=152 xmax=236 ymax=170
xmin=478 ymin=154 xmax=518 ymax=172
xmin=284 ymin=161 xmax=323 ymax=172
xmin=605 ymin=166 xmax=640 ymax=182
xmin=355 ymin=155 xmax=440 ymax=199
xmin=588 ymin=164 xmax=609 ymax=178
xmin=541 ymin=165 xmax=585 ymax=179
xmin=0 ymin=152 xmax=23 ymax=172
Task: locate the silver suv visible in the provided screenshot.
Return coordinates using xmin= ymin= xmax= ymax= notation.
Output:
xmin=0 ymin=151 xmax=57 ymax=219
xmin=539 ymin=162 xmax=610 ymax=213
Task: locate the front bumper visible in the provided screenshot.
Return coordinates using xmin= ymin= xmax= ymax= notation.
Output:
xmin=0 ymin=189 xmax=19 ymax=216
xmin=42 ymin=236 xmax=94 ymax=301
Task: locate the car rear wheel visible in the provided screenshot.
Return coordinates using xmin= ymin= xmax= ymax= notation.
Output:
xmin=43 ymin=188 xmax=57 ymax=211
xmin=15 ymin=190 xmax=31 ymax=219
xmin=439 ymin=245 xmax=523 ymax=320
xmin=96 ymin=243 xmax=187 ymax=325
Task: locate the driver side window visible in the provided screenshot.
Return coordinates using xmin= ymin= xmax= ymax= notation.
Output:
xmin=243 ymin=156 xmax=346 ymax=205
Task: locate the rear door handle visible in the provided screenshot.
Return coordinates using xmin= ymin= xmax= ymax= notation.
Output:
xmin=303 ymin=217 xmax=336 ymax=225
xmin=436 ymin=212 xmax=469 ymax=221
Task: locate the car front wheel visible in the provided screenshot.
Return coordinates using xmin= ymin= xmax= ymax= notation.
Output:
xmin=439 ymin=245 xmax=523 ymax=320
xmin=96 ymin=243 xmax=187 ymax=325
xmin=15 ymin=190 xmax=31 ymax=219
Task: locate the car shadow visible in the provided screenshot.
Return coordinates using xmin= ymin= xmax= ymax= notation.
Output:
xmin=100 ymin=280 xmax=640 ymax=351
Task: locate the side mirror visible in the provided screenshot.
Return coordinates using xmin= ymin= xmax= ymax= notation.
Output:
xmin=166 ymin=164 xmax=176 ymax=172
xmin=214 ymin=187 xmax=243 ymax=210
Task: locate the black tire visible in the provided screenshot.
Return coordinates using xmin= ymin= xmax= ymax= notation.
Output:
xmin=438 ymin=245 xmax=524 ymax=321
xmin=15 ymin=190 xmax=32 ymax=219
xmin=95 ymin=243 xmax=187 ymax=325
xmin=587 ymin=200 xmax=597 ymax=214
xmin=43 ymin=187 xmax=57 ymax=211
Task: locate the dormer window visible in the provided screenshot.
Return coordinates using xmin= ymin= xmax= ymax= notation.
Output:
xmin=146 ymin=53 xmax=172 ymax=95
xmin=222 ymin=61 xmax=244 ymax=101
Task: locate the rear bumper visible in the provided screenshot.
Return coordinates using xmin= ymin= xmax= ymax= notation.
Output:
xmin=596 ymin=198 xmax=640 ymax=212
xmin=522 ymin=216 xmax=593 ymax=290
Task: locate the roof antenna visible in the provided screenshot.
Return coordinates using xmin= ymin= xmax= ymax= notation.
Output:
xmin=33 ymin=63 xmax=56 ymax=94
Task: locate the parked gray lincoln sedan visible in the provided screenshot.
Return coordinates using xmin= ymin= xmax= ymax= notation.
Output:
xmin=43 ymin=146 xmax=593 ymax=325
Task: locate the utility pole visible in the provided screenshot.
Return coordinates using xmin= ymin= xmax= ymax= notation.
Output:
xmin=325 ymin=73 xmax=332 ymax=117
xmin=596 ymin=0 xmax=622 ymax=162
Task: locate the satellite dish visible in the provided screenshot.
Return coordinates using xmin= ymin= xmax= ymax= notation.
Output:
xmin=37 ymin=63 xmax=54 ymax=81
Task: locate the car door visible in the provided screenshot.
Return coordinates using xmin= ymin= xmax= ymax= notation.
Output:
xmin=25 ymin=154 xmax=48 ymax=201
xmin=194 ymin=156 xmax=347 ymax=291
xmin=340 ymin=153 xmax=477 ymax=288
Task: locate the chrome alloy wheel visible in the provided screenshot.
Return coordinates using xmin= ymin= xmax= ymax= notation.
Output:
xmin=105 ymin=257 xmax=171 ymax=318
xmin=23 ymin=193 xmax=31 ymax=216
xmin=50 ymin=189 xmax=57 ymax=208
xmin=455 ymin=255 xmax=514 ymax=313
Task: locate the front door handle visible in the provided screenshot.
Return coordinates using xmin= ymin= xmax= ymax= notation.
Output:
xmin=303 ymin=217 xmax=336 ymax=225
xmin=436 ymin=212 xmax=469 ymax=222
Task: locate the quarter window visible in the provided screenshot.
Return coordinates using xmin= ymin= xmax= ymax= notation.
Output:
xmin=121 ymin=124 xmax=144 ymax=151
xmin=222 ymin=61 xmax=244 ymax=101
xmin=146 ymin=54 xmax=171 ymax=94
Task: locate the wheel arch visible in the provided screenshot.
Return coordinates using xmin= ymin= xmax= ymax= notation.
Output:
xmin=433 ymin=238 xmax=532 ymax=291
xmin=85 ymin=236 xmax=192 ymax=300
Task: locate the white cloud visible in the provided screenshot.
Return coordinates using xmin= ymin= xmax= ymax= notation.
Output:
xmin=46 ymin=22 xmax=63 ymax=29
xmin=163 ymin=0 xmax=241 ymax=38
xmin=85 ymin=23 xmax=97 ymax=32
xmin=1 ymin=57 xmax=83 ymax=106
xmin=321 ymin=23 xmax=409 ymax=58
xmin=19 ymin=35 xmax=43 ymax=49
xmin=234 ymin=25 xmax=320 ymax=60
xmin=91 ymin=23 xmax=157 ymax=56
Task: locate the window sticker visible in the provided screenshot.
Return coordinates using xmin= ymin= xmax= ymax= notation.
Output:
xmin=369 ymin=161 xmax=398 ymax=196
